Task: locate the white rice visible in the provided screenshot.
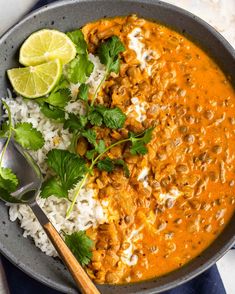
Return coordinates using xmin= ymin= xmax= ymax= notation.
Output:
xmin=87 ymin=53 xmax=106 ymax=92
xmin=4 ymin=53 xmax=107 ymax=257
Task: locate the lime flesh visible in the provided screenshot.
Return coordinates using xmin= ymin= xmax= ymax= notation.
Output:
xmin=19 ymin=29 xmax=76 ymax=66
xmin=7 ymin=59 xmax=62 ymax=98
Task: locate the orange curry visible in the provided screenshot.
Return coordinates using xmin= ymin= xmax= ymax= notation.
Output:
xmin=80 ymin=15 xmax=235 ymax=284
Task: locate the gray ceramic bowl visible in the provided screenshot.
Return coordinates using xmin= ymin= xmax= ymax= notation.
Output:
xmin=0 ymin=1 xmax=234 ymax=293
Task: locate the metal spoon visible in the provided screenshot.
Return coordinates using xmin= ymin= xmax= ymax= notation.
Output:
xmin=0 ymin=138 xmax=100 ymax=294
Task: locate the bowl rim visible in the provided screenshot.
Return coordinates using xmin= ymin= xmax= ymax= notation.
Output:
xmin=0 ymin=1 xmax=234 ymax=293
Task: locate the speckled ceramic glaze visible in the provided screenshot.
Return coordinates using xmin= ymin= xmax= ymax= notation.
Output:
xmin=0 ymin=1 xmax=234 ymax=293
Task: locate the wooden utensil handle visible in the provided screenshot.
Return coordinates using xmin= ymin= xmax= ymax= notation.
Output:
xmin=30 ymin=203 xmax=100 ymax=294
xmin=44 ymin=223 xmax=100 ymax=294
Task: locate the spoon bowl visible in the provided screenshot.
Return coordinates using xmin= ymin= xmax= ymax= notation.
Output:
xmin=0 ymin=137 xmax=100 ymax=294
xmin=0 ymin=138 xmax=42 ymax=203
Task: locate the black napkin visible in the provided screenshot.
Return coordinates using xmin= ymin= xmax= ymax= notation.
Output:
xmin=0 ymin=0 xmax=231 ymax=293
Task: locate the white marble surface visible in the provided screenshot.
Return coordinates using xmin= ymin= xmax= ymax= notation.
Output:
xmin=0 ymin=0 xmax=37 ymax=36
xmin=0 ymin=0 xmax=234 ymax=293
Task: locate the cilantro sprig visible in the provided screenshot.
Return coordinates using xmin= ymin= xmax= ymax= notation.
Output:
xmin=0 ymin=101 xmax=19 ymax=193
xmin=97 ymin=157 xmax=130 ymax=177
xmin=41 ymin=149 xmax=88 ymax=199
xmin=1 ymin=101 xmax=44 ymax=150
xmin=13 ymin=122 xmax=45 ymax=151
xmin=88 ymin=105 xmax=126 ymax=129
xmin=0 ymin=100 xmax=45 ymax=199
xmin=91 ymin=36 xmax=125 ymax=106
xmin=41 ymin=127 xmax=153 ymax=217
xmin=66 ymin=127 xmax=154 ymax=217
xmin=65 ymin=30 xmax=94 ymax=84
xmin=64 ymin=231 xmax=93 ymax=266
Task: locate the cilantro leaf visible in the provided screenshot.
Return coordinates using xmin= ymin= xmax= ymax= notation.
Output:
xmin=81 ymin=129 xmax=96 ymax=146
xmin=53 ymin=76 xmax=70 ymax=92
xmin=95 ymin=140 xmax=106 ymax=154
xmin=91 ymin=36 xmax=125 ymax=106
xmin=97 ymin=157 xmax=130 ymax=177
xmin=98 ymin=36 xmax=125 ymax=74
xmin=97 ymin=157 xmax=114 ymax=172
xmin=41 ymin=177 xmax=68 ymax=199
xmin=102 ymin=107 xmax=126 ymax=129
xmin=65 ymin=30 xmax=94 ymax=87
xmin=36 ymin=76 xmax=70 ymax=107
xmin=64 ymin=231 xmax=93 ymax=266
xmin=13 ymin=122 xmax=44 ymax=150
xmin=81 ymin=129 xmax=105 ymax=155
xmin=40 ymin=103 xmax=65 ymax=122
xmin=42 ymin=149 xmax=87 ymax=199
xmin=0 ymin=167 xmax=18 ymax=192
xmin=88 ymin=108 xmax=103 ymax=127
xmin=113 ymin=159 xmax=130 ymax=178
xmin=67 ymin=30 xmax=87 ymax=55
xmin=85 ymin=149 xmax=96 ymax=160
xmin=65 ymin=55 xmax=94 ymax=84
xmin=129 ymin=128 xmax=154 ymax=155
xmin=88 ymin=106 xmax=126 ymax=129
xmin=78 ymin=84 xmax=89 ymax=101
xmin=130 ymin=143 xmax=147 ymax=155
xmin=64 ymin=113 xmax=87 ymax=132
xmin=46 ymin=88 xmax=70 ymax=108
xmin=140 ymin=127 xmax=154 ymax=144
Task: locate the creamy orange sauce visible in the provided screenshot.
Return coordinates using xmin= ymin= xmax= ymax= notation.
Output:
xmin=81 ymin=15 xmax=235 ymax=284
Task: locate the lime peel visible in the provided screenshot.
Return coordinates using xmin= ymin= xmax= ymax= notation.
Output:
xmin=7 ymin=59 xmax=62 ymax=98
xmin=19 ymin=29 xmax=76 ymax=66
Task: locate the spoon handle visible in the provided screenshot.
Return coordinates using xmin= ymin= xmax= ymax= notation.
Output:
xmin=30 ymin=202 xmax=100 ymax=294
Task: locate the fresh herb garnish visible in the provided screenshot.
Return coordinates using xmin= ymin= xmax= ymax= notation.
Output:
xmin=88 ymin=105 xmax=126 ymax=129
xmin=98 ymin=35 xmax=125 ymax=75
xmin=99 ymin=106 xmax=126 ymax=129
xmin=41 ymin=149 xmax=88 ymax=199
xmin=64 ymin=231 xmax=93 ymax=266
xmin=65 ymin=30 xmax=94 ymax=84
xmin=65 ymin=55 xmax=94 ymax=84
xmin=97 ymin=157 xmax=114 ymax=172
xmin=91 ymin=36 xmax=125 ymax=105
xmin=67 ymin=30 xmax=88 ymax=55
xmin=81 ymin=129 xmax=97 ymax=146
xmin=81 ymin=129 xmax=105 ymax=155
xmin=87 ymin=107 xmax=103 ymax=127
xmin=129 ymin=127 xmax=154 ymax=155
xmin=64 ymin=113 xmax=88 ymax=132
xmin=0 ymin=101 xmax=18 ymax=196
xmin=78 ymin=84 xmax=89 ymax=101
xmin=40 ymin=103 xmax=66 ymax=122
xmin=45 ymin=88 xmax=70 ymax=108
xmin=1 ymin=102 xmax=44 ymax=151
xmin=14 ymin=122 xmax=44 ymax=150
xmin=97 ymin=157 xmax=130 ymax=177
xmin=66 ymin=127 xmax=153 ymax=217
xmin=0 ymin=101 xmax=45 ymax=199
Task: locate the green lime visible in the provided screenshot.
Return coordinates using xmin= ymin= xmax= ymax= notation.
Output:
xmin=19 ymin=29 xmax=76 ymax=66
xmin=7 ymin=59 xmax=62 ymax=98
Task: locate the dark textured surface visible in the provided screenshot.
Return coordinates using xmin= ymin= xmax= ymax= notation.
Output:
xmin=1 ymin=253 xmax=227 ymax=294
xmin=0 ymin=1 xmax=234 ymax=294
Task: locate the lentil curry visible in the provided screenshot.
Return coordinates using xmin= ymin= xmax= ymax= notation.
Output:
xmin=80 ymin=15 xmax=235 ymax=284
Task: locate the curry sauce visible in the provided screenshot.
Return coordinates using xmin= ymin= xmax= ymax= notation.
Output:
xmin=81 ymin=15 xmax=235 ymax=284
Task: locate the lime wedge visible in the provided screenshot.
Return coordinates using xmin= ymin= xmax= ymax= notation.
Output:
xmin=7 ymin=59 xmax=62 ymax=98
xmin=19 ymin=29 xmax=76 ymax=66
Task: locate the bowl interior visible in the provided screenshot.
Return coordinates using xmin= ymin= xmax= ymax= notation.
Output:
xmin=0 ymin=1 xmax=234 ymax=293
